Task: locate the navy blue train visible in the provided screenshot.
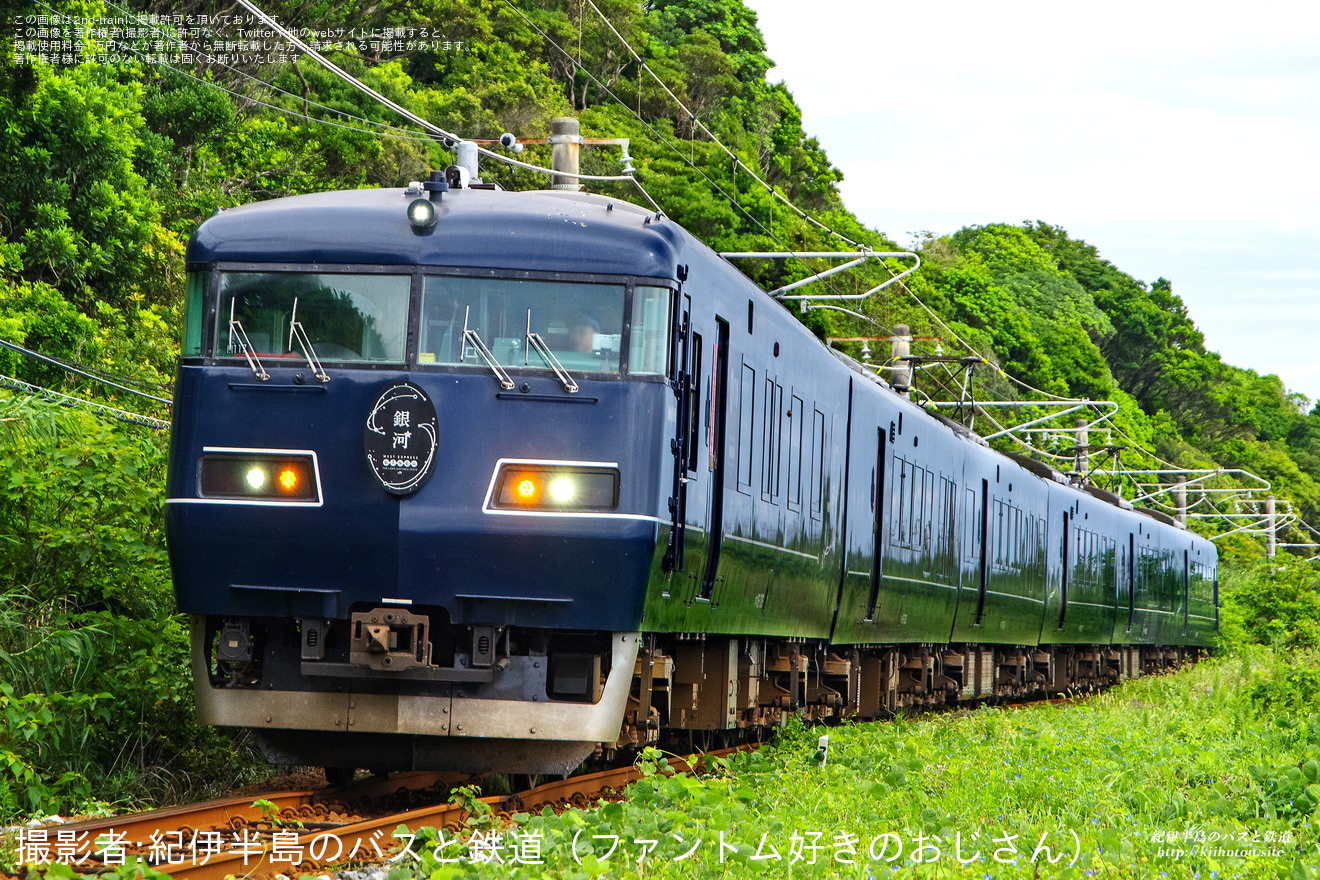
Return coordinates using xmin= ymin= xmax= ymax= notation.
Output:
xmin=167 ymin=172 xmax=1217 ymax=777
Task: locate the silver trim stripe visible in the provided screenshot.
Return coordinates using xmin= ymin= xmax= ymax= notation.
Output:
xmin=480 ymin=457 xmax=661 ymax=522
xmin=166 ymin=446 xmax=325 ymax=508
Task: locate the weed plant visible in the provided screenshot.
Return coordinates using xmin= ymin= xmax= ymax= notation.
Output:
xmin=0 ymin=395 xmax=266 ymax=822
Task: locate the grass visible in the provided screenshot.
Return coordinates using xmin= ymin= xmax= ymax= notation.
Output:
xmin=400 ymin=648 xmax=1319 ymax=879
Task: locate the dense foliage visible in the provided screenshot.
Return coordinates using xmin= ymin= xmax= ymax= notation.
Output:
xmin=400 ymin=652 xmax=1320 ymax=878
xmin=2 ymin=0 xmax=1319 ymax=825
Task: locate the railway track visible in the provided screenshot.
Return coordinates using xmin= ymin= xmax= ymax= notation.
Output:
xmin=4 ymin=695 xmax=1085 ymax=879
xmin=3 ymin=753 xmax=737 ymax=880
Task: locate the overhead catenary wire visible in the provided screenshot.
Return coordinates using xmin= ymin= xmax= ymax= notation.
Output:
xmin=0 ymin=338 xmax=173 ymax=405
xmin=39 ymin=1 xmax=1320 ymax=550
xmin=0 ymin=373 xmax=170 ymax=430
xmin=232 ymin=0 xmax=661 ymax=204
xmin=497 ymin=0 xmax=860 ymax=300
xmin=578 ymin=0 xmax=860 ymax=250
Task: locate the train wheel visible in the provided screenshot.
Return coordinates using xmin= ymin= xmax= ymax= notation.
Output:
xmin=324 ymin=767 xmax=356 ymax=789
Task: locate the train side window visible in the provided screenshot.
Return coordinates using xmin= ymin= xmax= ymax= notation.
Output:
xmin=787 ymin=393 xmax=804 ymax=509
xmin=629 ymin=285 xmax=672 ymax=375
xmin=737 ymin=363 xmax=755 ymax=492
xmin=938 ymin=477 xmax=957 ymax=577
xmin=891 ymin=457 xmax=908 ymax=546
xmin=183 ymin=271 xmax=207 ymax=357
xmin=761 ymin=378 xmax=783 ymax=502
xmin=810 ymin=409 xmax=825 ymax=518
xmin=921 ymin=468 xmax=934 ymax=556
xmin=990 ymin=499 xmax=1002 ymax=567
xmin=963 ymin=488 xmax=978 ymax=563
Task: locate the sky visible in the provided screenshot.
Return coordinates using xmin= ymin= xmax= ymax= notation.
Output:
xmin=746 ymin=0 xmax=1320 ymax=404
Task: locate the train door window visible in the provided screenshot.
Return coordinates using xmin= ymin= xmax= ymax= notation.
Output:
xmin=867 ymin=427 xmax=887 ymax=618
xmin=810 ymin=409 xmax=825 ymax=518
xmin=761 ymin=379 xmax=783 ymax=502
xmin=737 ymin=363 xmax=755 ymax=492
xmin=787 ymin=393 xmax=804 ymax=510
xmin=686 ymin=334 xmax=703 ymax=472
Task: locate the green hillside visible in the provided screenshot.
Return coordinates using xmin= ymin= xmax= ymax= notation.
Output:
xmin=1 ymin=0 xmax=1318 ymax=822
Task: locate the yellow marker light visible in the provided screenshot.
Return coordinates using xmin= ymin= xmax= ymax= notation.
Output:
xmin=518 ymin=479 xmax=537 ymax=499
xmin=549 ymin=477 xmax=575 ymax=503
xmin=279 ymin=468 xmax=299 ymax=491
xmin=245 ymin=467 xmax=266 ymax=490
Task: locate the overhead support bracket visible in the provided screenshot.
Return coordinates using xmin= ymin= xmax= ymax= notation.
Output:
xmin=719 ymin=250 xmax=921 ymax=312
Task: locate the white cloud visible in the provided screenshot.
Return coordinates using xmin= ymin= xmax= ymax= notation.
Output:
xmin=748 ymin=0 xmax=1320 ymax=398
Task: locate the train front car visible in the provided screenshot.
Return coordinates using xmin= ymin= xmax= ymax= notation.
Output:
xmin=166 ymin=185 xmax=680 ymax=775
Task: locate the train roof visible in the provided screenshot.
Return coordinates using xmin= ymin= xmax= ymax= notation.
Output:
xmin=187 ymin=187 xmax=681 ymax=279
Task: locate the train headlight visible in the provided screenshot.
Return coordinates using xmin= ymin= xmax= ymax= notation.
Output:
xmin=491 ymin=464 xmax=619 ymax=512
xmin=407 ymin=197 xmax=437 ymax=230
xmin=199 ymin=453 xmax=320 ymax=502
xmin=549 ymin=477 xmax=575 ymax=503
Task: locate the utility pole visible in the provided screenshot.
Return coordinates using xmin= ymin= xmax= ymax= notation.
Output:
xmin=550 ymin=117 xmax=582 ymax=191
xmin=1266 ymin=496 xmax=1277 ymax=558
xmin=1074 ymin=418 xmax=1089 ymax=482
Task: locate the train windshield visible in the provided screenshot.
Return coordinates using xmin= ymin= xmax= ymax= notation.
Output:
xmin=217 ymin=272 xmax=410 ymax=363
xmin=421 ymin=276 xmax=670 ymax=376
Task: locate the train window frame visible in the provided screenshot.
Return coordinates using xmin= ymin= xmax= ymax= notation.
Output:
xmin=415 ymin=268 xmax=675 ymax=380
xmin=737 ymin=362 xmax=756 ymax=493
xmin=213 ymin=268 xmax=413 ymax=366
xmin=810 ymin=409 xmax=825 ymax=518
xmin=761 ymin=377 xmax=783 ymax=503
xmin=787 ymin=392 xmax=805 ymax=511
xmin=201 ymin=265 xmax=678 ymax=377
xmin=182 ymin=270 xmax=209 ymax=357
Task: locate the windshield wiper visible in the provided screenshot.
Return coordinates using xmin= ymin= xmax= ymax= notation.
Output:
xmin=526 ymin=309 xmax=579 ymax=393
xmin=288 ymin=298 xmax=330 ymax=383
xmin=462 ymin=307 xmax=515 ymax=390
xmin=228 ymin=299 xmax=269 ymax=381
